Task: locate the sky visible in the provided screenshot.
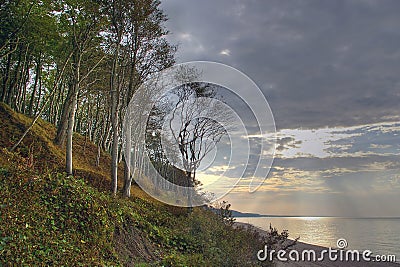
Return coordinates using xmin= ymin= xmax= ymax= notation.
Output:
xmin=159 ymin=0 xmax=400 ymax=217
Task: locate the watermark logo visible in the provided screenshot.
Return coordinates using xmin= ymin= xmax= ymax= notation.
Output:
xmin=257 ymin=238 xmax=397 ymax=263
xmin=123 ymin=61 xmax=276 ymax=207
xmin=336 ymin=238 xmax=348 ymax=249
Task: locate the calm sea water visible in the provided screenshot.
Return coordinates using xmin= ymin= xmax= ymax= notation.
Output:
xmin=236 ymin=217 xmax=400 ymax=259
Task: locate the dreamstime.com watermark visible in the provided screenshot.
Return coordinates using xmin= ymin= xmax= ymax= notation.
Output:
xmin=257 ymin=238 xmax=397 ymax=263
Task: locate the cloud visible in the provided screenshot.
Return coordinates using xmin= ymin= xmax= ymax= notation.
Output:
xmin=276 ymin=136 xmax=302 ymax=151
xmin=160 ymin=0 xmax=400 ymax=216
xmin=200 ymin=121 xmax=399 ymax=192
xmin=370 ymin=144 xmax=392 ymax=149
xmin=162 ymin=0 xmax=400 ymax=129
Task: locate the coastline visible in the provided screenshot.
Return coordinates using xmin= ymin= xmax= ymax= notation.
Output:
xmin=234 ymin=222 xmax=399 ymax=267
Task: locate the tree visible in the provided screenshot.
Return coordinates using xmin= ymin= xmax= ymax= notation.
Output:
xmin=0 ymin=0 xmax=34 ymax=59
xmin=102 ymin=0 xmax=175 ymax=196
xmin=0 ymin=0 xmax=60 ymax=108
xmin=53 ymin=0 xmax=105 ymax=175
xmin=150 ymin=82 xmax=230 ymax=207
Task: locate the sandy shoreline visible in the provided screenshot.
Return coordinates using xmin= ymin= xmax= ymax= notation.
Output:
xmin=234 ymin=222 xmax=399 ymax=267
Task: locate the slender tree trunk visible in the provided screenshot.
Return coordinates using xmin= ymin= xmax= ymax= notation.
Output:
xmin=34 ymin=70 xmax=42 ymax=115
xmin=122 ymin=157 xmax=132 ymax=197
xmin=7 ymin=46 xmax=22 ymax=106
xmin=110 ymin=91 xmax=119 ymax=195
xmin=1 ymin=44 xmax=13 ymax=102
xmin=75 ymin=98 xmax=82 ymax=132
xmin=47 ymin=74 xmax=59 ymax=123
xmin=91 ymin=95 xmax=101 ymax=141
xmin=55 ymin=84 xmax=73 ymax=145
xmin=53 ymin=79 xmax=65 ymax=125
xmin=187 ymin=171 xmax=193 ymax=209
xmin=65 ymin=42 xmax=82 ymax=175
xmin=103 ymin=126 xmax=112 ymax=152
xmin=66 ymin=90 xmax=78 ymax=175
xmin=96 ymin=142 xmax=101 ymax=167
xmin=19 ymin=56 xmax=30 ymax=114
xmin=110 ymin=32 xmax=122 ymax=195
xmin=15 ymin=43 xmax=29 ymax=112
xmin=28 ymin=53 xmax=41 ymax=116
xmin=123 ymin=123 xmax=132 ymax=197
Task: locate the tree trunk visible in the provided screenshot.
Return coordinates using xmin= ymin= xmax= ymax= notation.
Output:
xmin=53 ymin=79 xmax=65 ymax=125
xmin=65 ymin=43 xmax=81 ymax=175
xmin=66 ymin=91 xmax=78 ymax=175
xmin=34 ymin=69 xmax=42 ymax=115
xmin=55 ymin=83 xmax=73 ymax=145
xmin=122 ymin=157 xmax=132 ymax=197
xmin=6 ymin=45 xmax=22 ymax=106
xmin=187 ymin=172 xmax=193 ymax=209
xmin=110 ymin=89 xmax=119 ymax=195
xmin=96 ymin=142 xmax=101 ymax=167
xmin=110 ymin=30 xmax=122 ymax=195
xmin=1 ymin=44 xmax=13 ymax=102
xmin=19 ymin=56 xmax=30 ymax=114
xmin=15 ymin=43 xmax=29 ymax=112
xmin=122 ymin=122 xmax=132 ymax=197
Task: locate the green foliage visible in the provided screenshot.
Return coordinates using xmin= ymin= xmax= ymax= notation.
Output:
xmin=214 ymin=200 xmax=236 ymax=226
xmin=262 ymin=223 xmax=298 ymax=252
xmin=0 ymin=152 xmax=276 ymax=266
xmin=0 ymin=167 xmax=10 ymax=177
xmin=0 ymin=163 xmax=119 ymax=266
xmin=156 ymin=209 xmax=272 ymax=267
xmin=161 ymin=252 xmax=206 ymax=267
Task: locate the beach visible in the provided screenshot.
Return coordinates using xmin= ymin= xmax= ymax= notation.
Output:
xmin=234 ymin=222 xmax=399 ymax=267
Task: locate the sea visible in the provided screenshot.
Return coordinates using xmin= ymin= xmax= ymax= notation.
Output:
xmin=236 ymin=216 xmax=400 ymax=261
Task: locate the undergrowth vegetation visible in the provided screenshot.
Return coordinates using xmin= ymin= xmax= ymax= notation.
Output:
xmin=0 ymin=103 xmax=278 ymax=266
xmin=0 ymin=152 xmax=270 ymax=266
xmin=0 ymin=155 xmax=118 ymax=265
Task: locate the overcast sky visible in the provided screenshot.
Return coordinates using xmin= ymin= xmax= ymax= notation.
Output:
xmin=160 ymin=0 xmax=400 ymax=216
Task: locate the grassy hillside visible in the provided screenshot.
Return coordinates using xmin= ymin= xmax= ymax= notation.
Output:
xmin=0 ymin=103 xmax=271 ymax=266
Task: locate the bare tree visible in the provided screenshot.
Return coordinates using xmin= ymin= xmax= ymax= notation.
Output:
xmin=161 ymin=83 xmax=230 ymax=207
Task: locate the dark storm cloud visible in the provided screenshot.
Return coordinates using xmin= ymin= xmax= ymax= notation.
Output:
xmin=161 ymin=0 xmax=400 ymax=129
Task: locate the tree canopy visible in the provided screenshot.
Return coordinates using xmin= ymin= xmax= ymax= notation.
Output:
xmin=1 ymin=0 xmax=176 ymax=196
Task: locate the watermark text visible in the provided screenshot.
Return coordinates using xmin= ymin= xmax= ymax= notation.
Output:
xmin=257 ymin=238 xmax=397 ymax=263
